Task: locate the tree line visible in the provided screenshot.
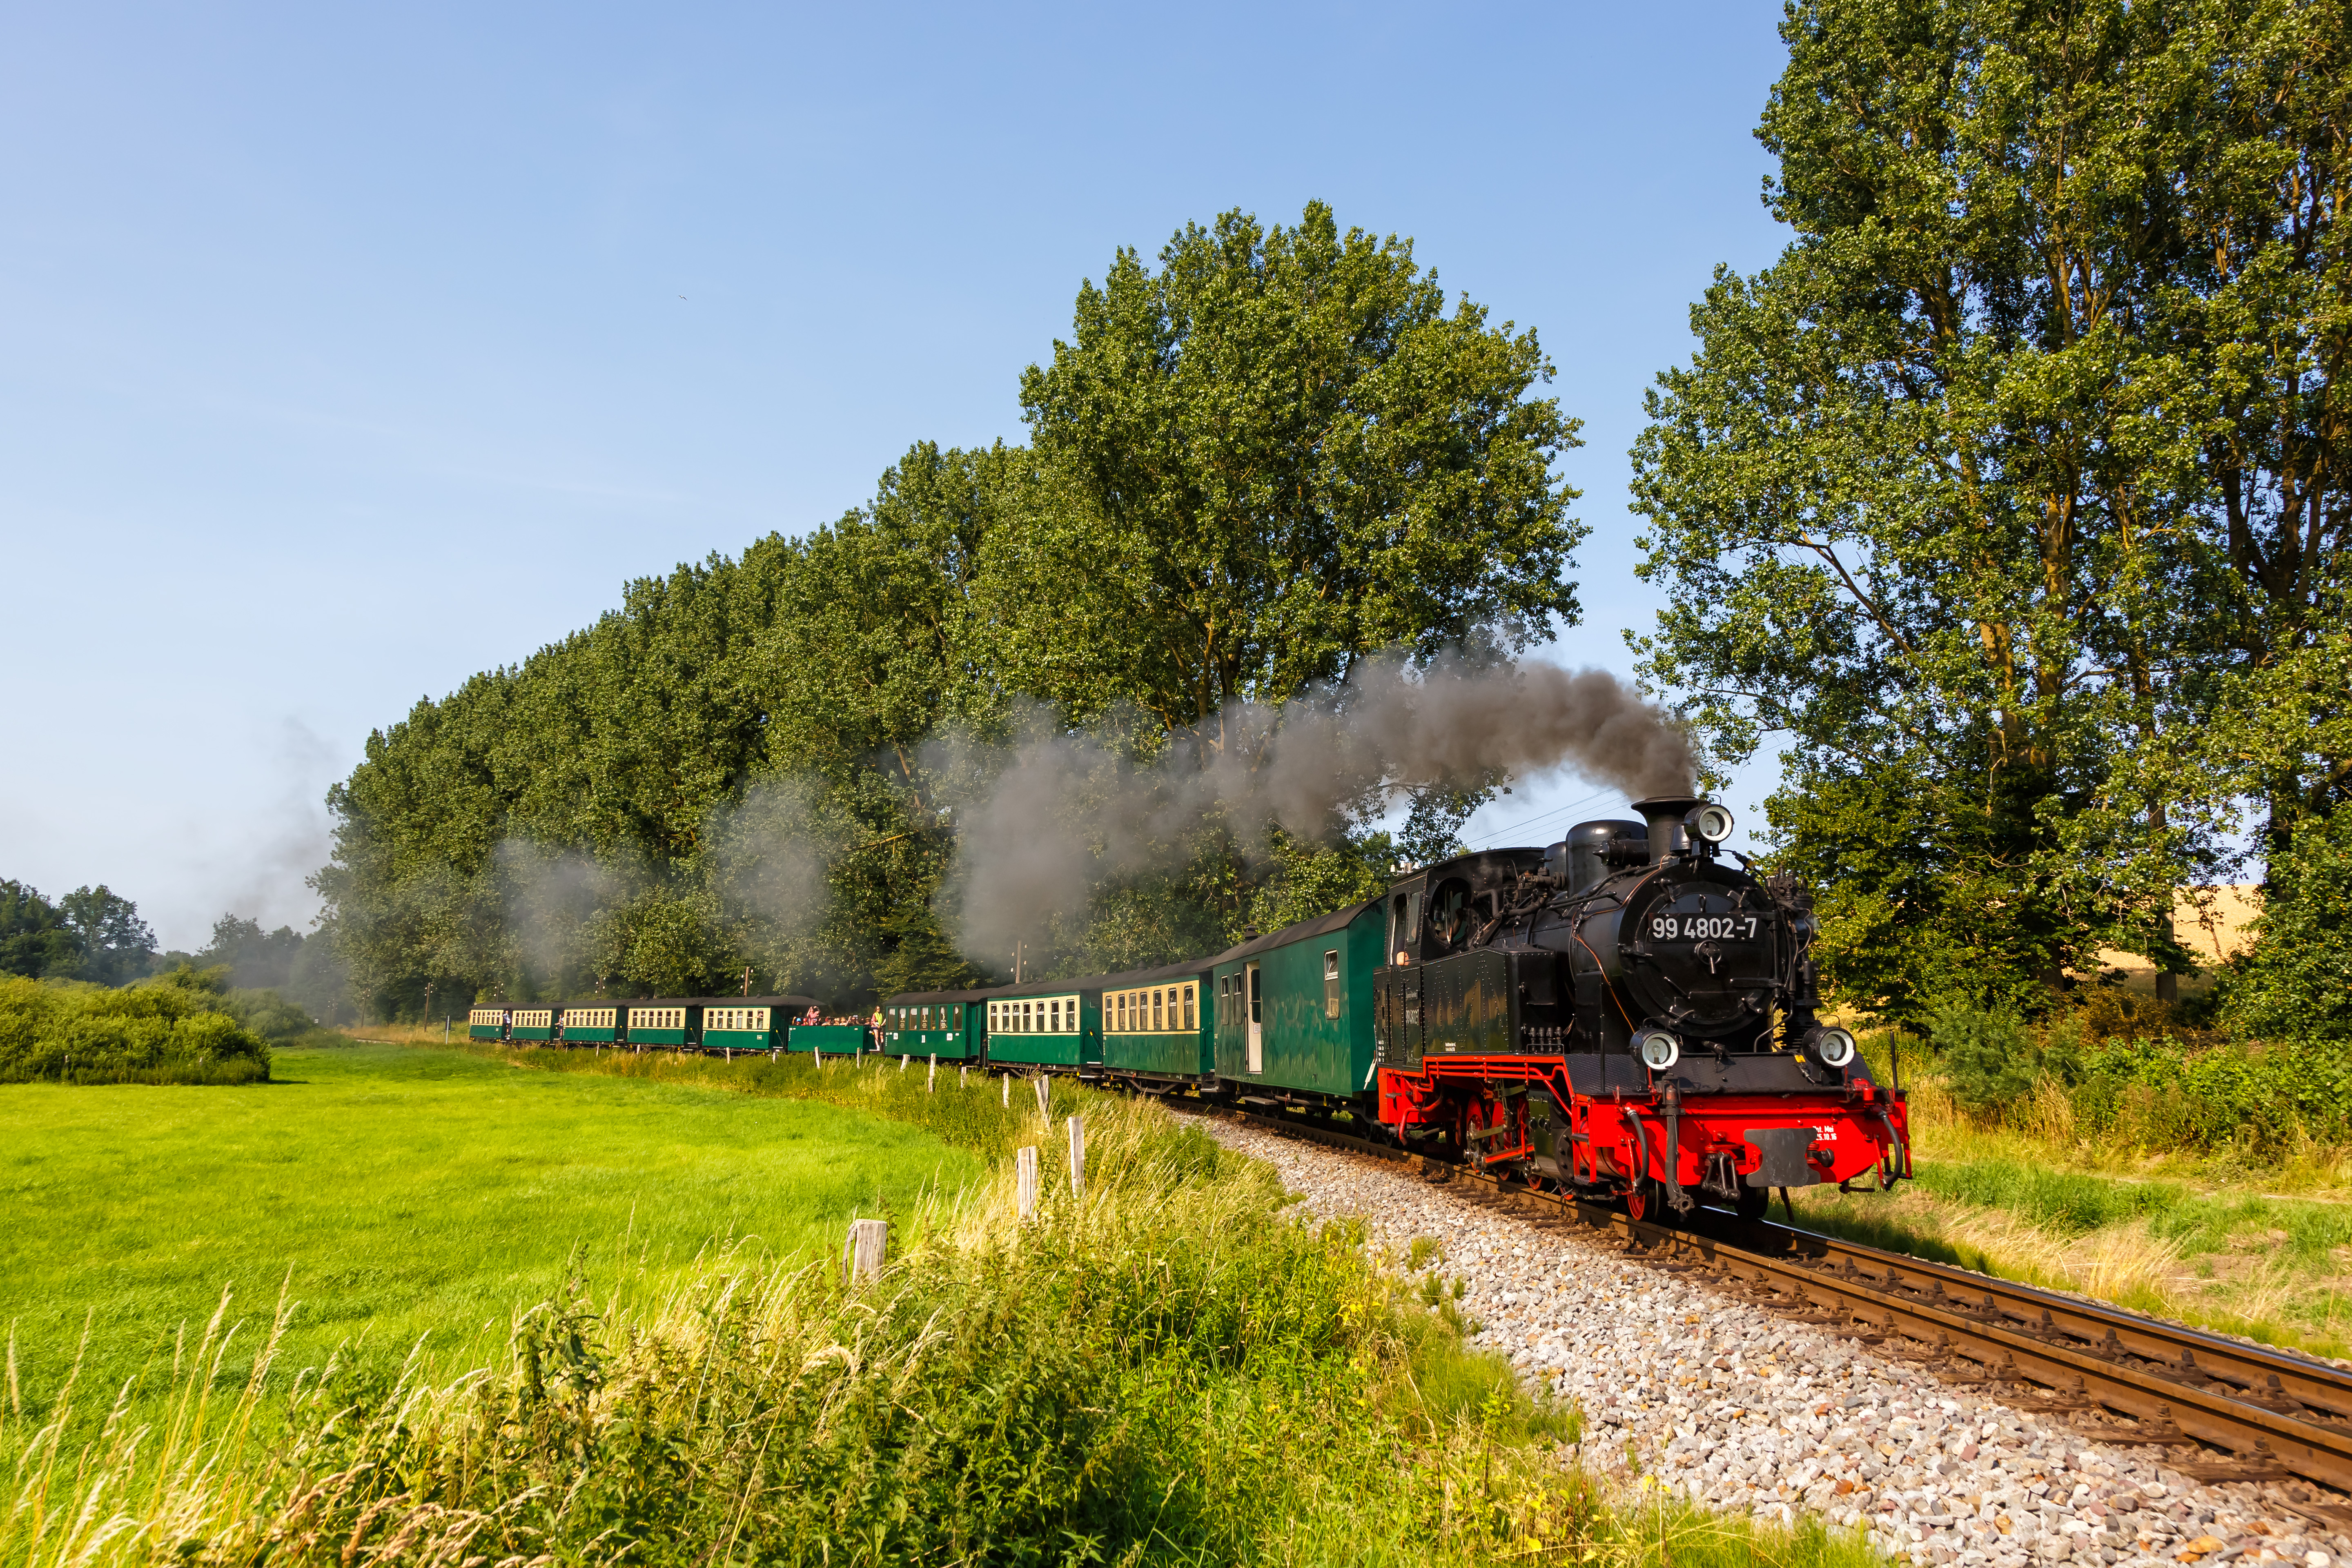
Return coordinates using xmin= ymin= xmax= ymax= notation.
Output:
xmin=325 ymin=0 xmax=2349 ymax=1040
xmin=321 ymin=203 xmax=1584 ymax=1016
xmin=1 ymin=881 xmax=346 ymax=1019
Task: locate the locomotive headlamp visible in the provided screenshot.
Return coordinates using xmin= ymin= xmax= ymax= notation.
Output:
xmin=1688 ymin=802 xmax=1736 ymax=845
xmin=1812 ymin=1027 xmax=1858 ymax=1068
xmin=1635 ymin=1029 xmax=1681 ymax=1070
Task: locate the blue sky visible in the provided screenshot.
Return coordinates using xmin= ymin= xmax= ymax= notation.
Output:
xmin=0 ymin=2 xmax=1797 ymax=949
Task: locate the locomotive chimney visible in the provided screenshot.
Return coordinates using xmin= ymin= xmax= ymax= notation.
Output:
xmin=1632 ymin=796 xmax=1704 ymax=863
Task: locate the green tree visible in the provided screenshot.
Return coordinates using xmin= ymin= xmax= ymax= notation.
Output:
xmin=0 ymin=880 xmax=81 ymax=978
xmin=319 ymin=205 xmax=1586 ymax=1011
xmin=1630 ymin=0 xmax=2346 ymax=1020
xmin=58 ymin=885 xmax=156 ymax=985
xmin=198 ymin=914 xmax=305 ymax=989
xmin=2225 ymin=796 xmax=2352 ymax=1040
xmin=1000 ymin=202 xmax=1584 ymax=734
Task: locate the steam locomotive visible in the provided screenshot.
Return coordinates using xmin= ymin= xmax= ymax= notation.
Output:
xmin=1364 ymin=794 xmax=1909 ymax=1219
xmin=877 ymin=794 xmax=1911 ymax=1224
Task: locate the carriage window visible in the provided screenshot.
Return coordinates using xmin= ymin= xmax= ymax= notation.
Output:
xmin=1324 ymin=951 xmax=1341 ymax=1020
xmin=1183 ymin=984 xmax=1195 ymax=1030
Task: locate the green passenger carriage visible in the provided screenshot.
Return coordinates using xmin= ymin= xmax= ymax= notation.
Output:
xmin=1211 ymin=900 xmax=1385 ymax=1099
xmin=699 ymin=996 xmax=818 ymax=1054
xmin=557 ymin=1004 xmax=620 ymax=1045
xmin=1098 ymin=960 xmax=1214 ymax=1081
xmin=467 ymin=1007 xmax=508 ymax=1042
xmin=880 ymin=990 xmax=984 ymax=1061
xmin=981 ymin=982 xmax=1097 ymax=1069
xmin=626 ymin=1001 xmax=692 ymax=1049
xmin=507 ymin=1007 xmax=556 ymax=1045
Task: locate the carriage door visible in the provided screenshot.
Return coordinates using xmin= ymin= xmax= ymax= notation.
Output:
xmin=1245 ymin=962 xmax=1263 ymax=1074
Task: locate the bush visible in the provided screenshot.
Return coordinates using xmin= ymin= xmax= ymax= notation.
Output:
xmin=1928 ymin=1005 xmax=2042 ymax=1113
xmin=1915 ymin=993 xmax=2352 ymax=1160
xmin=0 ymin=974 xmax=272 ymax=1084
xmin=2059 ymin=1034 xmax=2352 ymax=1156
xmin=222 ymin=987 xmax=318 ymax=1041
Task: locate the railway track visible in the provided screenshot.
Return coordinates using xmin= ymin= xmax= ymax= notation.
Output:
xmin=1184 ymin=1099 xmax=2352 ymax=1512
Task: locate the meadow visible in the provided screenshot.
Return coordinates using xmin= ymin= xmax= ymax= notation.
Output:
xmin=1789 ymin=1034 xmax=2352 ymax=1359
xmin=3 ymin=1038 xmax=1885 ymax=1568
xmin=0 ymin=1039 xmax=979 ymax=1434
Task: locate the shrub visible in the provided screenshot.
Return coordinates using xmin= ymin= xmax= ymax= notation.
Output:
xmin=1928 ymin=1005 xmax=2041 ymax=1113
xmin=222 ymin=987 xmax=318 ymax=1041
xmin=0 ymin=975 xmax=271 ymax=1084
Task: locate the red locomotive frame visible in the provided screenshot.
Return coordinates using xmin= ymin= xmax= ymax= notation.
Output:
xmin=1375 ymin=1053 xmax=1909 ymax=1220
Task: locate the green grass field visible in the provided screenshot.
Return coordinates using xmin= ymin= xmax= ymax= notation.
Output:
xmin=0 ymin=1040 xmax=981 ymax=1430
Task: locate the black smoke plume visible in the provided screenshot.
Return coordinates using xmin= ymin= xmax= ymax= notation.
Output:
xmin=941 ymin=655 xmax=1694 ymax=964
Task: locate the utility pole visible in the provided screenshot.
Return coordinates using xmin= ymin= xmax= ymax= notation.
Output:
xmin=1013 ymin=940 xmax=1024 ymax=983
xmin=742 ymin=964 xmax=752 ymax=998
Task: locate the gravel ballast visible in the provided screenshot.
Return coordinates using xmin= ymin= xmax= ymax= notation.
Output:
xmin=1201 ymin=1116 xmax=2351 ymax=1568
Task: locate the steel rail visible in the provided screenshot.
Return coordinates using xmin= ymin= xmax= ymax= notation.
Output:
xmin=1185 ymin=1101 xmax=2352 ymax=1501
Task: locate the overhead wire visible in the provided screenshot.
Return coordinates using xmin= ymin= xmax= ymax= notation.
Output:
xmin=1461 ymin=785 xmax=1619 ymax=850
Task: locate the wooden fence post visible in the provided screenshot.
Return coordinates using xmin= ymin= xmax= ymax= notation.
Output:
xmin=845 ymin=1217 xmax=887 ymax=1281
xmin=1034 ymin=1074 xmax=1049 ymax=1122
xmin=1067 ymin=1115 xmax=1085 ymax=1195
xmin=927 ymin=1054 xmax=936 ymax=1093
xmin=900 ymin=1054 xmax=909 ymax=1071
xmin=959 ymin=1064 xmax=967 ymax=1088
xmin=814 ymin=1044 xmax=822 ymax=1068
xmin=1001 ymin=1073 xmax=1009 ymax=1107
xmin=1016 ymin=1147 xmax=1039 ymax=1220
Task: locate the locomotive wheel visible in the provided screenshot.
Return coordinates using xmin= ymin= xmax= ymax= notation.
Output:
xmin=1735 ymin=1185 xmax=1769 ymax=1221
xmin=1624 ymin=1178 xmax=1666 ymax=1225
